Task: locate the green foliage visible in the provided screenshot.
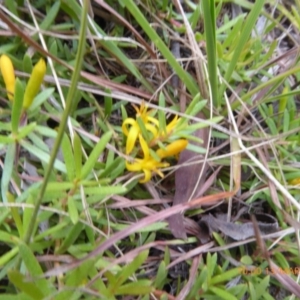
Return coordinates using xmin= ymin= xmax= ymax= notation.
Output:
xmin=0 ymin=0 xmax=299 ymax=298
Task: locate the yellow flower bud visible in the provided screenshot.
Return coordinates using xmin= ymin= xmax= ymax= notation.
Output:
xmin=156 ymin=139 xmax=188 ymax=159
xmin=23 ymin=58 xmax=46 ymax=109
xmin=0 ymin=54 xmax=15 ymax=101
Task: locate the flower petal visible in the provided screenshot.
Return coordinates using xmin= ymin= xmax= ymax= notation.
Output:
xmin=122 ymin=118 xmax=137 ymax=136
xmin=147 ymin=116 xmax=159 ymax=127
xmin=126 ymin=160 xmax=142 ymax=171
xmin=126 ymin=124 xmax=139 ymax=154
xmin=139 ymin=169 xmax=151 ymax=183
xmin=154 ymin=168 xmax=165 ymax=178
xmin=138 ymin=134 xmax=150 ymax=159
xmin=145 ymin=123 xmax=158 ymax=139
xmin=166 ymin=115 xmax=179 ymax=134
xmin=156 ymin=139 xmax=188 ymax=159
xmin=132 ymin=103 xmax=140 ymax=115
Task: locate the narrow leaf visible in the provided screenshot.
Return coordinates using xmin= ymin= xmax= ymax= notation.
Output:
xmin=8 ymin=270 xmax=44 ymax=299
xmin=61 ymin=133 xmax=75 ymax=181
xmin=11 ymin=78 xmax=24 ymax=134
xmin=7 ymin=192 xmax=23 ymax=237
xmin=73 ymin=132 xmax=82 ymax=179
xmin=68 ymin=196 xmax=79 ymax=224
xmin=1 ymin=143 xmax=16 ymax=203
xmin=55 ymin=222 xmax=84 ymax=254
xmin=209 ymin=286 xmax=238 ymax=300
xmin=80 ymin=131 xmax=113 ymax=179
xmin=84 ymin=185 xmax=126 ymax=196
xmin=18 ymin=243 xmax=50 ymax=293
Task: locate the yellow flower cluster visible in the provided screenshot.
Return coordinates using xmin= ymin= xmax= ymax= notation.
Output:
xmin=0 ymin=54 xmax=46 ymax=109
xmin=122 ymin=102 xmax=188 ymax=183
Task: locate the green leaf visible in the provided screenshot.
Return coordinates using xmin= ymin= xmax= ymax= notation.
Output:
xmin=8 ymin=270 xmax=44 ymax=299
xmin=68 ymin=196 xmax=79 ymax=224
xmin=18 ymin=243 xmax=51 ymax=294
xmin=0 ymin=230 xmax=20 ymax=245
xmin=185 ymin=143 xmax=206 ymax=154
xmin=121 ymin=104 xmax=128 ymax=120
xmin=28 ymin=88 xmax=55 ymax=111
xmin=0 ymin=246 xmax=19 ymax=267
xmin=49 ymin=39 xmax=58 ymax=57
xmin=28 ymin=132 xmax=49 ymax=152
xmin=0 ymin=135 xmax=14 ymax=143
xmin=61 ymin=0 xmax=153 ymax=92
xmin=122 ymin=0 xmax=198 ymax=96
xmin=66 ymin=258 xmax=96 ymax=287
xmin=61 ymin=133 xmax=75 ymax=181
xmin=210 ymin=268 xmax=241 ymax=285
xmin=84 ymin=185 xmax=126 ymax=196
xmin=20 ymin=140 xmax=66 ymax=173
xmin=4 ymin=0 xmax=18 ymax=17
xmin=248 ymin=281 xmax=257 ymax=300
xmin=136 ymin=222 xmax=167 ymax=232
xmin=283 ymin=109 xmax=290 ymax=133
xmin=154 ymin=261 xmax=167 ymax=289
xmin=199 ymin=266 xmax=208 ymax=291
xmin=16 ymin=122 xmax=37 ymax=140
xmin=220 ymin=0 xmax=265 ymax=98
xmin=164 ymin=247 xmax=170 ymax=265
xmin=80 ymin=131 xmax=113 ymax=179
xmin=240 ymin=255 xmax=253 ymax=265
xmin=209 ymin=286 xmax=238 ymax=300
xmin=0 ymin=293 xmax=32 ymax=300
xmin=206 ymin=252 xmax=217 ymax=279
xmin=202 ymin=0 xmax=219 ymax=107
xmin=279 ymin=87 xmax=288 ymax=119
xmin=116 ymin=250 xmax=149 ymax=287
xmin=99 ymin=157 xmax=125 ymax=179
xmin=40 ymin=1 xmax=60 ymax=30
xmin=1 ymin=143 xmax=16 ymax=203
xmin=274 ymin=252 xmax=290 ymax=270
xmin=255 ymin=276 xmax=270 ymax=299
xmin=55 ymin=222 xmax=85 ymax=254
xmin=7 ymin=192 xmax=23 ymax=238
xmin=23 ymin=54 xmax=33 ymax=74
xmin=22 ymin=194 xmax=35 ymax=238
xmin=115 ymin=280 xmax=153 ymax=295
xmin=34 ymin=219 xmax=69 ymax=242
xmin=11 ymin=78 xmax=24 ymax=134
xmin=228 ymin=284 xmax=248 ymax=300
xmin=73 ymin=132 xmax=82 ymax=179
xmin=104 ymin=88 xmax=113 ymax=117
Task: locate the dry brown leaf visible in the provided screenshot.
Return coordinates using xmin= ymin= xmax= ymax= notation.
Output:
xmin=168 ymin=112 xmax=209 ymax=239
xmin=199 ymin=213 xmax=278 ymax=241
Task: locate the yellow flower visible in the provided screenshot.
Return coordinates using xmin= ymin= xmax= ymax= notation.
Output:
xmin=23 ymin=58 xmax=46 ymax=109
xmin=122 ymin=103 xmax=188 ymax=182
xmin=156 ymin=139 xmax=188 ymax=159
xmin=0 ymin=54 xmax=15 ymax=101
xmin=122 ymin=103 xmax=159 ymax=154
xmin=126 ymin=134 xmax=169 ymax=183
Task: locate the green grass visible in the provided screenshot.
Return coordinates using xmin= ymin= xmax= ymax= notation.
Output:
xmin=0 ymin=0 xmax=300 ymax=299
